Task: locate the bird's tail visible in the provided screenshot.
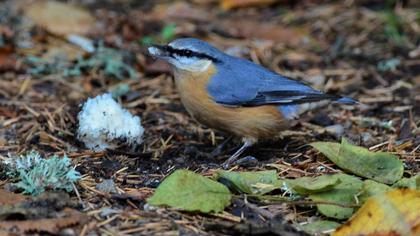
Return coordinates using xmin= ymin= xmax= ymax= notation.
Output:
xmin=279 ymin=95 xmax=358 ymax=119
xmin=336 ymin=96 xmax=358 ymax=104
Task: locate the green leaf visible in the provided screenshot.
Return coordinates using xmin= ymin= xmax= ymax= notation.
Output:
xmin=147 ymin=170 xmax=231 ymax=213
xmin=139 ymin=36 xmax=155 ymax=46
xmin=285 ymin=175 xmax=341 ymax=195
xmin=359 ymin=179 xmax=393 ymax=203
xmin=160 ymin=23 xmax=177 ymax=42
xmin=298 ymin=220 xmax=341 ymax=235
xmin=215 ymin=170 xmax=281 ymax=195
xmin=310 ymin=138 xmax=403 ymax=184
xmin=392 ymin=175 xmax=420 ymax=190
xmin=309 ymin=174 xmax=363 ymax=219
xmin=381 ymin=9 xmax=406 ymax=45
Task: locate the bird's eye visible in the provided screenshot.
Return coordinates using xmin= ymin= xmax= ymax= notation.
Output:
xmin=183 ymin=50 xmax=192 ymax=56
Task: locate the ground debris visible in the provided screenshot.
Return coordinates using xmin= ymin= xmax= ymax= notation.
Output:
xmin=0 ymin=191 xmax=87 ymax=235
xmin=0 ymin=0 xmax=418 ymax=234
xmin=203 ymin=214 xmax=309 ymax=236
xmin=21 ymin=0 xmax=95 ymax=36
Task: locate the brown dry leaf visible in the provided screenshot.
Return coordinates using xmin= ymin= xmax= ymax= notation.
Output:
xmin=0 ymin=192 xmax=86 ymax=234
xmin=220 ymin=0 xmax=281 ymax=10
xmin=39 ymin=131 xmax=53 ymax=143
xmin=0 ymin=106 xmax=17 ymax=119
xmin=12 ymin=31 xmax=85 ymax=60
xmin=23 ymin=0 xmax=95 ymax=36
xmin=123 ymin=188 xmax=150 ymax=201
xmin=0 ymin=47 xmax=16 ymax=72
xmin=220 ymin=20 xmax=310 ymax=46
xmin=41 ymin=36 xmax=86 ymax=61
xmin=0 ymin=190 xmax=28 ymax=206
xmin=0 ymin=208 xmax=88 ymax=234
xmin=333 ymin=189 xmax=420 ymax=236
xmin=165 ymin=2 xmax=210 ymax=22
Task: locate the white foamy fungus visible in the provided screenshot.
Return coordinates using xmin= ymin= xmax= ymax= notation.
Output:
xmin=77 ymin=93 xmax=144 ymax=151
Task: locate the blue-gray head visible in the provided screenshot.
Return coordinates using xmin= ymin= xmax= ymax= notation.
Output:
xmin=148 ymin=38 xmax=224 ymax=72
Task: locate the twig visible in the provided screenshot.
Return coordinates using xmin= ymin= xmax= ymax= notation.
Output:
xmin=242 ymin=195 xmax=359 ymax=208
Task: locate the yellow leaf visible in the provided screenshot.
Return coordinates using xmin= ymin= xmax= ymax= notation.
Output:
xmin=334 ymin=189 xmax=420 ymax=236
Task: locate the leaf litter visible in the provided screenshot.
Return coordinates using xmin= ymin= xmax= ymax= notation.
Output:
xmin=0 ymin=0 xmax=418 ymax=235
xmin=334 ymin=189 xmax=420 ymax=235
xmin=147 ymin=169 xmax=231 ymax=213
xmin=311 ymin=138 xmax=404 ymax=184
xmin=0 ymin=191 xmax=87 ymax=234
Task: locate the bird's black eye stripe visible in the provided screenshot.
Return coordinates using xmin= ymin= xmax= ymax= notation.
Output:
xmin=163 ymin=46 xmax=221 ymax=63
xmin=182 ymin=49 xmax=193 ymax=56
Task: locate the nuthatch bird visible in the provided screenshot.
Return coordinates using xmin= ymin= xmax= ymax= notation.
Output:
xmin=148 ymin=38 xmax=356 ymax=168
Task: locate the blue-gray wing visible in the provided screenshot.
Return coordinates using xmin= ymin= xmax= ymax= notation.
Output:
xmin=207 ymin=56 xmax=355 ymax=107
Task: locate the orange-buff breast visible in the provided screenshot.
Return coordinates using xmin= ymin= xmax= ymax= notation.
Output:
xmin=173 ymin=65 xmax=288 ymax=141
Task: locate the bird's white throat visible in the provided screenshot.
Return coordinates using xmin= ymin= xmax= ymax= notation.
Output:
xmin=171 ymin=57 xmax=212 ymax=73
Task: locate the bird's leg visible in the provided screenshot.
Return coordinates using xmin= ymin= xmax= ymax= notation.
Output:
xmin=222 ymin=138 xmax=255 ymax=169
xmin=209 ymin=136 xmax=233 ymax=158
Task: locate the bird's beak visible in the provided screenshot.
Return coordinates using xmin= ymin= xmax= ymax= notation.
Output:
xmin=148 ymin=44 xmax=170 ymax=59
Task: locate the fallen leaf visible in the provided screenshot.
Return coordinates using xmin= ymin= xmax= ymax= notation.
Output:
xmin=334 ymin=189 xmax=420 ymax=236
xmin=219 ymin=20 xmax=310 ymax=46
xmin=0 ymin=190 xmax=28 ymax=206
xmin=0 ymin=192 xmax=88 ymax=234
xmin=393 ymin=175 xmax=420 ymax=190
xmin=299 ymin=220 xmax=341 ymax=235
xmin=41 ymin=36 xmax=86 ymax=61
xmin=23 ymin=0 xmax=95 ymax=36
xmin=0 ymin=208 xmax=88 ymax=234
xmin=148 ymin=170 xmax=231 ymax=213
xmin=215 ymin=170 xmax=281 ymax=195
xmin=0 ymin=106 xmax=17 ymax=118
xmin=285 ymin=174 xmax=341 ymax=195
xmin=309 ymin=174 xmax=363 ymax=220
xmin=220 ymin=0 xmax=280 ymax=10
xmin=311 ymin=138 xmax=404 ymax=184
xmin=283 ymin=174 xmax=365 ymax=219
xmin=122 ymin=189 xmax=150 ymax=201
xmin=0 ymin=192 xmax=73 ymax=220
xmin=165 ymin=2 xmax=209 ymax=22
xmin=359 ymin=180 xmax=393 ymax=203
xmin=0 ymin=47 xmax=16 ymax=71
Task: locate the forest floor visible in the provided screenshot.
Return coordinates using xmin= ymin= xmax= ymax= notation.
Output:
xmin=0 ymin=0 xmax=419 ymax=235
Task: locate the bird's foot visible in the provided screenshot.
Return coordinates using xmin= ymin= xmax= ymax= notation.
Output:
xmin=209 ymin=136 xmax=233 ymax=158
xmin=233 ymin=156 xmax=258 ymax=167
xmin=222 ymin=139 xmax=254 ymax=169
